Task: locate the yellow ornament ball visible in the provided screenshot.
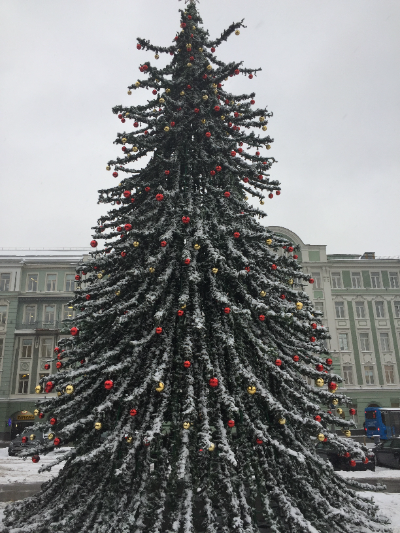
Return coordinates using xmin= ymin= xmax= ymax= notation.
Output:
xmin=289 ymin=279 xmax=294 ymax=285
xmin=212 ymin=268 xmax=218 ymax=274
xmin=166 ymin=88 xmax=171 ymax=94
xmin=156 ymin=382 xmax=165 ymax=392
xmin=331 ymin=398 xmax=339 ymax=406
xmin=187 ymin=63 xmax=192 ymax=68
xmin=247 ymin=385 xmax=256 ymax=395
xmin=126 ymin=436 xmax=133 ymax=444
xmin=262 ymin=125 xmax=267 ymax=131
xmin=317 ymin=433 xmax=325 ymax=442
xmin=35 ymin=385 xmax=42 ymax=394
xmin=97 ymin=273 xmax=103 ymax=279
xmin=29 ymin=434 xmax=36 ymax=441
xmin=122 ymin=138 xmax=127 ymax=143
xmin=206 ymin=65 xmax=212 ymax=71
xmin=235 ymin=30 xmax=240 ymax=35
xmin=132 ymin=147 xmax=138 ymax=152
xmin=244 ymin=196 xmax=248 ymax=201
xmin=125 ymin=112 xmax=130 ymax=117
xmin=115 ymin=291 xmax=121 ymax=296
xmin=194 ymin=244 xmax=201 ymax=250
xmin=183 ymin=422 xmax=191 ymax=429
xmin=260 ymin=200 xmax=265 ymax=205
xmin=159 ymin=98 xmax=165 ymax=104
xmin=57 ymin=391 xmax=62 ymax=397
xmin=106 ymin=166 xmax=111 ymax=171
xmin=48 ymin=433 xmax=55 ymax=441
xmin=202 ymin=95 xmax=208 ymax=100
xmin=221 ymin=115 xmax=225 ymax=120
xmin=296 ymin=302 xmax=303 ymax=310
xmin=336 ymin=408 xmax=343 ymax=415
xmin=266 ymin=144 xmax=271 ymax=150
xmin=266 ymin=239 xmax=272 ymax=246
xmin=65 ymin=384 xmax=74 ymax=394
xmin=149 ymin=267 xmax=155 ymax=273
xmin=155 ymin=54 xmax=159 ymax=59
xmin=180 ymin=91 xmax=185 ymax=96
xmin=259 ymin=117 xmax=265 ymax=123
xmin=94 ymin=422 xmax=102 ymax=430
xmin=127 ymin=90 xmax=132 ymax=95
xmin=34 ymin=409 xmax=39 ymax=416
xmin=133 ymin=241 xmax=139 ymax=248
xmin=164 ymin=126 xmax=170 ymax=132
xmin=260 ymin=291 xmax=266 ymax=297
xmin=201 ymin=119 xmax=206 ymax=124
xmin=208 ymin=442 xmax=215 ymax=452
xmin=198 ymin=47 xmax=203 ymax=52
xmin=344 ymin=430 xmax=351 ymax=437
xmin=315 ymin=378 xmax=324 ymax=387
xmin=135 ymin=81 xmax=140 ymax=87
xmin=212 ymin=83 xmax=217 ymax=88
xmin=278 ymin=418 xmax=286 ymax=425
xmin=192 ymin=25 xmax=196 ymax=30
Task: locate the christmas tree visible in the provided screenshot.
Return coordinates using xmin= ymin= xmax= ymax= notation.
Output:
xmin=3 ymin=2 xmax=391 ymax=532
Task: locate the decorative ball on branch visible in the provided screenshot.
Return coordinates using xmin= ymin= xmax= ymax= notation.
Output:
xmin=326 ymin=358 xmax=333 ymax=366
xmin=56 ymin=361 xmax=62 ymax=369
xmin=260 ymin=291 xmax=266 ymax=297
xmin=209 ymin=377 xmax=218 ymax=388
xmin=184 ymin=258 xmax=191 ymax=265
xmin=130 ymin=409 xmax=137 ymax=416
xmin=156 ymin=382 xmax=165 ymax=392
xmin=275 ymin=359 xmax=282 ymax=367
xmin=182 ymin=216 xmax=190 ymax=224
xmin=156 ymin=327 xmax=163 ymax=334
xmin=149 ymin=267 xmax=155 ymax=273
xmin=133 ymin=241 xmax=139 ymax=248
xmin=224 ymin=307 xmax=231 ymax=315
xmin=227 ymin=420 xmax=235 ymax=428
xmin=317 ymin=433 xmax=325 ymax=442
xmin=314 ymin=415 xmax=322 ymax=422
xmin=224 ymin=191 xmax=231 ymax=198
xmin=212 ymin=268 xmax=218 ymax=274
xmin=349 ymin=408 xmax=356 ymax=416
xmin=259 ymin=315 xmax=265 ymax=322
xmin=177 ymin=310 xmax=184 ymax=317
xmin=194 ymin=244 xmax=200 ymax=250
xmin=104 ymin=380 xmax=114 ymax=390
xmin=184 ymin=360 xmax=191 ymax=368
xmin=331 ymin=398 xmax=339 ymax=406
xmin=296 ymin=302 xmax=303 ymax=310
xmin=278 ymin=418 xmax=286 ymax=425
xmin=65 ymin=384 xmax=74 ymax=394
xmin=235 ymin=30 xmax=240 ymax=35
xmin=22 ymin=436 xmax=28 ymax=443
xmin=32 ymin=455 xmax=40 ymax=463
xmin=233 ymin=232 xmax=240 ymax=239
xmin=90 ymin=240 xmax=98 ymax=248
xmin=156 ymin=193 xmax=164 ymax=201
xmin=205 ymin=132 xmax=211 ymax=138
xmin=44 ymin=363 xmax=50 ymax=370
xmin=95 ymin=422 xmax=102 ymax=430
xmin=256 ymin=438 xmax=263 ymax=445
xmin=160 ymin=241 xmax=167 ymax=247
xmin=328 ymin=382 xmax=338 ymax=392
xmin=315 ymin=378 xmax=324 ymax=387
xmin=293 ymin=355 xmax=299 ymax=362
xmin=208 ymin=443 xmax=215 ymax=452
xmin=183 ymin=422 xmax=191 ymax=429
xmin=247 ymin=385 xmax=256 ymax=395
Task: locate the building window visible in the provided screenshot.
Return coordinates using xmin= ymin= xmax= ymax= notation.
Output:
xmin=364 ymin=366 xmax=375 ymax=385
xmin=44 ymin=305 xmax=56 ymax=324
xmin=21 ymin=339 xmax=33 ymax=358
xmin=24 ymin=305 xmax=36 ymax=325
xmin=384 ymin=365 xmax=395 ymax=384
xmin=351 ymin=272 xmax=362 ymax=289
xmin=40 ymin=338 xmax=53 ymax=358
xmin=311 ymin=272 xmax=322 ymax=289
xmin=359 ymin=333 xmax=371 ymax=352
xmin=338 ymin=333 xmax=349 ymax=351
xmin=0 ymin=337 xmax=4 ymax=359
xmin=0 ymin=305 xmax=7 ymax=328
xmin=394 ymin=302 xmax=400 ymax=318
xmin=355 ymin=302 xmax=366 ymax=319
xmin=371 ymin=272 xmax=381 ymax=289
xmin=335 ymin=302 xmax=345 ymax=318
xmin=314 ymin=302 xmax=324 ymax=317
xmin=389 ymin=272 xmax=399 ymax=289
xmin=18 ymin=373 xmax=30 ymax=394
xmin=27 ymin=274 xmax=38 ymax=292
xmin=331 ymin=273 xmax=342 ymax=289
xmin=0 ymin=273 xmax=11 ymax=292
xmin=46 ymin=274 xmax=57 ymax=292
xmin=380 ymin=333 xmax=390 ymax=352
xmin=375 ymin=301 xmax=385 ymax=318
xmin=65 ymin=274 xmax=75 ymax=292
xmin=63 ymin=304 xmax=74 ymax=320
xmin=343 ymin=365 xmax=354 ymax=385
xmin=38 ymin=372 xmax=49 ymax=381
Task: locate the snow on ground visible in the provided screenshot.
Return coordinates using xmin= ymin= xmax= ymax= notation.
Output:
xmin=339 ymin=466 xmax=400 ymax=479
xmin=363 ymin=492 xmax=400 ymax=533
xmin=0 ymin=447 xmax=66 ymax=483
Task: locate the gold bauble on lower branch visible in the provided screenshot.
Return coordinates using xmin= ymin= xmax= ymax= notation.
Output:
xmin=265 ymin=239 xmax=272 ymax=245
xmin=247 ymin=386 xmax=256 ymax=395
xmin=97 ymin=273 xmax=103 ymax=279
xmin=262 ymin=126 xmax=267 ymax=131
xmin=198 ymin=47 xmax=203 ymax=52
xmin=115 ymin=291 xmax=121 ymax=296
xmin=331 ymin=398 xmax=339 ymax=406
xmin=278 ymin=418 xmax=286 ymax=425
xmin=183 ymin=422 xmax=191 ymax=429
xmin=202 ymin=95 xmax=208 ymax=101
xmin=155 ymin=54 xmax=159 ymax=59
xmin=266 ymin=145 xmax=271 ymax=150
xmin=127 ymin=90 xmax=132 ymax=95
xmin=194 ymin=244 xmax=200 ymax=250
xmin=159 ymin=98 xmax=165 ymax=104
xmin=125 ymin=112 xmax=130 ymax=117
xmin=344 ymin=430 xmax=351 ymax=437
xmin=34 ymin=409 xmax=39 ymax=416
xmin=235 ymin=29 xmax=240 ymax=35
xmin=259 ymin=117 xmax=265 ymax=123
xmin=187 ymin=63 xmax=192 ymax=68
xmin=106 ymin=165 xmax=111 ymax=171
xmin=317 ymin=433 xmax=325 ymax=442
xmin=126 ymin=436 xmax=133 ymax=444
xmin=133 ymin=241 xmax=140 ymax=248
xmin=260 ymin=200 xmax=265 ymax=205
xmin=260 ymin=291 xmax=266 ymax=297
xmin=315 ymin=378 xmax=324 ymax=387
xmin=296 ymin=302 xmax=303 ymax=310
xmin=122 ymin=137 xmax=127 ymax=143
xmin=166 ymin=88 xmax=171 ymax=94
xmin=149 ymin=267 xmax=155 ymax=273
xmin=57 ymin=391 xmax=62 ymax=397
xmin=65 ymin=384 xmax=74 ymax=394
xmin=336 ymin=408 xmax=343 ymax=415
xmin=208 ymin=442 xmax=215 ymax=452
xmin=35 ymin=385 xmax=42 ymax=394
xmin=94 ymin=422 xmax=102 ymax=430
xmin=220 ymin=115 xmax=225 ymax=120
xmin=164 ymin=126 xmax=170 ymax=132
xmin=244 ymin=196 xmax=248 ymax=201
xmin=180 ymin=91 xmax=185 ymax=96
xmin=212 ymin=268 xmax=218 ymax=274
xmin=47 ymin=433 xmax=55 ymax=441
xmin=132 ymin=147 xmax=138 ymax=152
xmin=212 ymin=83 xmax=217 ymax=88
xmin=29 ymin=434 xmax=36 ymax=441
xmin=288 ymin=279 xmax=294 ymax=285
xmin=155 ymin=382 xmax=165 ymax=392
xmin=135 ymin=81 xmax=140 ymax=87
xmin=192 ymin=25 xmax=196 ymax=30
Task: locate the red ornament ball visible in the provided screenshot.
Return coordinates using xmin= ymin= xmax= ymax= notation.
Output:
xmin=170 ymin=122 xmax=175 ymax=127
xmin=234 ymin=69 xmax=240 ymax=75
xmin=210 ymin=170 xmax=216 ymax=176
xmin=117 ymin=226 xmax=122 ymax=232
xmin=271 ymin=264 xmax=277 ymax=270
xmin=227 ymin=420 xmax=235 ymax=428
xmin=205 ymin=132 xmax=211 ymax=138
xmin=184 ymin=258 xmax=191 ymax=265
xmin=44 ymin=363 xmax=50 ymax=370
xmin=160 ymin=241 xmax=167 ymax=247
xmin=156 ymin=193 xmax=164 ymax=201
xmin=233 ymin=232 xmax=240 ymax=239
xmin=121 ymin=251 xmax=127 ymax=258
xmin=231 ymin=151 xmax=236 ymax=157
xmin=32 ymin=455 xmax=40 ymax=463
xmin=328 ymin=381 xmax=337 ymax=391
xmin=56 ymin=361 xmax=62 ymax=369
xmin=104 ymin=380 xmax=114 ymax=390
xmin=209 ymin=377 xmax=218 ymax=388
xmin=121 ymin=118 xmax=125 ymax=123
xmin=50 ymin=417 xmax=57 ymax=426
xmin=194 ymin=108 xmax=200 ymax=114
xmin=243 ymin=177 xmax=249 ymax=183
xmin=310 ymin=336 xmax=316 ymax=343
xmin=259 ymin=315 xmax=265 ymax=322
xmin=54 ymin=437 xmax=61 ymax=446
xmin=349 ymin=408 xmax=356 ymax=416
xmin=75 ymin=274 xmax=81 ymax=281
xmin=90 ymin=240 xmax=98 ymax=248
xmin=268 ymin=193 xmax=273 ymax=199
xmin=224 ymin=192 xmax=231 ymax=198
xmin=39 ymin=412 xmax=44 ymax=419
xmin=214 ymin=106 xmax=220 ymax=112
xmin=137 ymin=43 xmax=141 ymax=50
xmin=293 ymin=355 xmax=300 ymax=362
xmin=249 ymin=74 xmax=253 ymax=79
xmin=130 ymin=409 xmax=137 ymax=416
xmin=70 ymin=327 xmax=79 ymax=336
xmin=123 ymin=190 xmax=131 ymax=198
xmin=182 ymin=216 xmax=190 ymax=224
xmin=363 ymin=457 xmax=369 ymax=464
xmin=145 ymin=186 xmax=150 ymax=192
xmin=152 ymin=89 xmax=157 ymax=95
xmin=54 ymin=347 xmax=60 ymax=353
xmin=350 ymin=460 xmax=356 ymax=468
xmin=314 ymin=415 xmax=322 ymax=422
xmin=181 ymin=23 xmax=186 ymax=28
xmin=216 ymin=165 xmax=222 ymax=172
xmin=309 ymin=278 xmax=315 ymax=284
xmin=156 ymin=327 xmax=163 ymax=334
xmin=280 ymin=294 xmax=286 ymax=300
xmin=288 ymin=246 xmax=294 ymax=252
xmin=256 ymin=438 xmax=263 ymax=445
xmin=344 ymin=452 xmax=351 ymax=458
xmin=275 ymin=359 xmax=282 ymax=367
xmin=164 ymin=170 xmax=170 ymax=175
xmin=184 ymin=360 xmax=191 ymax=368
xmin=311 ymin=323 xmax=317 ymax=330
xmin=211 ymin=47 xmax=215 ymax=52
xmin=244 ymin=266 xmax=250 ymax=272
xmin=21 ymin=436 xmax=28 ymax=443
xmin=224 ymin=307 xmax=231 ymax=314
xmin=293 ymin=254 xmax=298 ymax=259
xmin=45 ymin=381 xmax=54 ymax=393
xmin=316 ymin=364 xmax=323 ymax=372
xmin=177 ymin=310 xmax=184 ymax=317
xmin=326 ymin=358 xmax=333 ymax=366
xmin=85 ymin=294 xmax=91 ymax=301
xmin=124 ymin=223 xmax=132 ymax=231
xmin=112 ymin=171 xmax=118 ymax=178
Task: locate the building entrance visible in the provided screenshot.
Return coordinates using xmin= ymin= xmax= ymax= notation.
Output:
xmin=9 ymin=411 xmax=35 ymax=440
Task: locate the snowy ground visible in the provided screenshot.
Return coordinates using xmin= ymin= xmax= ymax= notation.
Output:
xmin=1 ymin=448 xmax=400 ymax=531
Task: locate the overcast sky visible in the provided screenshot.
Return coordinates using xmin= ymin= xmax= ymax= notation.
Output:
xmin=1 ymin=0 xmax=399 ymax=255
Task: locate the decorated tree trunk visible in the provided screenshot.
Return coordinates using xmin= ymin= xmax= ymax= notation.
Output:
xmin=3 ymin=2 xmax=390 ymax=532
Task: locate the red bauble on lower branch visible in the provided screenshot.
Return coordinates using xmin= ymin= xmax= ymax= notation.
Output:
xmin=130 ymin=409 xmax=137 ymax=416
xmin=156 ymin=194 xmax=164 ymax=201
xmin=56 ymin=361 xmax=62 ymax=369
xmin=316 ymin=364 xmax=323 ymax=372
xmin=45 ymin=381 xmax=54 ymax=393
xmin=256 ymin=438 xmax=263 ymax=445
xmin=184 ymin=360 xmax=191 ymax=368
xmin=350 ymin=460 xmax=356 ymax=468
xmin=205 ymin=132 xmax=212 ymax=138
xmin=328 ymin=382 xmax=338 ymax=391
xmin=182 ymin=216 xmax=190 ymax=224
xmin=209 ymin=377 xmax=218 ymax=388
xmin=314 ymin=415 xmax=322 ymax=422
xmin=326 ymin=358 xmax=333 ymax=366
xmin=124 ymin=223 xmax=132 ymax=231
xmin=224 ymin=191 xmax=231 ymax=198
xmin=349 ymin=408 xmax=357 ymax=415
xmin=271 ymin=264 xmax=277 ymax=270
xmin=311 ymin=323 xmax=317 ymax=330
xmin=216 ymin=165 xmax=222 ymax=172
xmin=233 ymin=232 xmax=240 ymax=239
xmin=53 ymin=437 xmax=61 ymax=447
xmin=90 ymin=240 xmax=98 ymax=248
xmin=243 ymin=177 xmax=249 ymax=183
xmin=32 ymin=455 xmax=40 ymax=463
xmin=85 ymin=294 xmax=91 ymax=301
xmin=293 ymin=355 xmax=299 ymax=362
xmin=275 ymin=359 xmax=282 ymax=367
xmin=121 ymin=252 xmax=127 ymax=258
xmin=310 ymin=336 xmax=316 ymax=343
xmin=259 ymin=315 xmax=265 ymax=322
xmin=227 ymin=420 xmax=235 ymax=428
xmin=160 ymin=241 xmax=167 ymax=247
xmin=21 ymin=436 xmax=28 ymax=443
xmin=184 ymin=258 xmax=191 ymax=265
xmin=70 ymin=327 xmax=79 ymax=336
xmin=39 ymin=413 xmax=44 ymax=419
xmin=177 ymin=310 xmax=184 ymax=317
xmin=224 ymin=307 xmax=231 ymax=314
xmin=44 ymin=364 xmax=50 ymax=370
xmin=104 ymin=380 xmax=114 ymax=390
xmin=309 ymin=278 xmax=315 ymax=284
xmin=156 ymin=327 xmax=163 ymax=334
xmin=210 ymin=170 xmax=216 ymax=176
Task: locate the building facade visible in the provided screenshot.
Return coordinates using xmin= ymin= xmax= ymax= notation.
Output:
xmin=0 ymin=234 xmax=399 ymax=440
xmin=0 ymin=249 xmax=87 ymax=442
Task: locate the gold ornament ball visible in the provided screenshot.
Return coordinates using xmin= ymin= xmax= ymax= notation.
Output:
xmin=260 ymin=200 xmax=265 ymax=205
xmin=94 ymin=422 xmax=102 ymax=430
xmin=315 ymin=378 xmax=324 ymax=387
xmin=125 ymin=112 xmax=130 ymax=117
xmin=149 ymin=267 xmax=155 ymax=273
xmin=266 ymin=239 xmax=272 ymax=245
xmin=192 ymin=25 xmax=196 ymax=30
xmin=296 ymin=302 xmax=303 ymax=310
xmin=164 ymin=126 xmax=170 ymax=132
xmin=344 ymin=430 xmax=351 ymax=437
xmin=202 ymin=95 xmax=208 ymax=101
xmin=201 ymin=119 xmax=206 ymax=124
xmin=29 ymin=434 xmax=36 ymax=441
xmin=187 ymin=63 xmax=192 ymax=68
xmin=166 ymin=88 xmax=171 ymax=94
xmin=194 ymin=244 xmax=201 ymax=250
xmin=235 ymin=30 xmax=240 ymax=35
xmin=206 ymin=65 xmax=212 ymax=71
xmin=208 ymin=443 xmax=215 ymax=452
xmin=247 ymin=385 xmax=256 ymax=395
xmin=156 ymin=382 xmax=165 ymax=392
xmin=35 ymin=385 xmax=42 ymax=394
xmin=336 ymin=408 xmax=343 ymax=415
xmin=183 ymin=422 xmax=191 ymax=429
xmin=48 ymin=433 xmax=55 ymax=441
xmin=212 ymin=268 xmax=218 ymax=274
xmin=266 ymin=144 xmax=271 ymax=150
xmin=34 ymin=409 xmax=39 ymax=416
xmin=57 ymin=391 xmax=62 ymax=397
xmin=65 ymin=384 xmax=74 ymax=394
xmin=331 ymin=398 xmax=339 ymax=406
xmin=244 ymin=196 xmax=248 ymax=201
xmin=122 ymin=138 xmax=127 ymax=143
xmin=180 ymin=91 xmax=185 ymax=96
xmin=278 ymin=418 xmax=286 ymax=425
xmin=262 ymin=126 xmax=267 ymax=131
xmin=221 ymin=115 xmax=225 ymax=120
xmin=133 ymin=241 xmax=139 ymax=248
xmin=132 ymin=147 xmax=138 ymax=152
xmin=159 ymin=98 xmax=165 ymax=104
xmin=198 ymin=47 xmax=203 ymax=52
xmin=259 ymin=117 xmax=265 ymax=123
xmin=97 ymin=273 xmax=103 ymax=279
xmin=135 ymin=81 xmax=140 ymax=87
xmin=115 ymin=291 xmax=121 ymax=296
xmin=126 ymin=436 xmax=133 ymax=444
xmin=155 ymin=54 xmax=159 ymax=59
xmin=260 ymin=291 xmax=266 ymax=297
xmin=127 ymin=90 xmax=132 ymax=95
xmin=212 ymin=83 xmax=217 ymax=88
xmin=106 ymin=165 xmax=111 ymax=171
xmin=317 ymin=433 xmax=325 ymax=442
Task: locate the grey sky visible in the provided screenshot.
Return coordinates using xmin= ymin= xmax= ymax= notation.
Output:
xmin=1 ymin=0 xmax=399 ymax=255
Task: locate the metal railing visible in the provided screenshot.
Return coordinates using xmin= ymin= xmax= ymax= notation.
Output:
xmin=16 ymin=320 xmax=64 ymax=331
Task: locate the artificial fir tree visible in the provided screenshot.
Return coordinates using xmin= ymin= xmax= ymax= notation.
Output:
xmin=3 ymin=2 xmax=391 ymax=532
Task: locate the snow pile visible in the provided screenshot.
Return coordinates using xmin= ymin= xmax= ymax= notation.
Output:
xmin=0 ymin=448 xmax=65 ymax=483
